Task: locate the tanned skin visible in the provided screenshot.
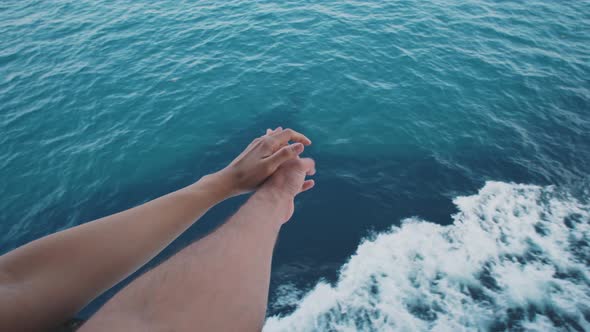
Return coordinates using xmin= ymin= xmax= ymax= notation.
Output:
xmin=0 ymin=127 xmax=315 ymax=332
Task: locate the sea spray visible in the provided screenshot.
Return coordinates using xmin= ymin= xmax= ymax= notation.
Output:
xmin=265 ymin=182 xmax=590 ymax=331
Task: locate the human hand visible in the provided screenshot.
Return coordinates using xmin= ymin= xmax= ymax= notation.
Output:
xmin=213 ymin=127 xmax=312 ymax=197
xmin=256 ymin=157 xmax=316 ymax=224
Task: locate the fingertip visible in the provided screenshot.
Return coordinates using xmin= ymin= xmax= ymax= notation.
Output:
xmin=266 ymin=128 xmax=272 ymax=135
xmin=301 ymin=179 xmax=315 ymax=192
xmin=292 ymin=142 xmax=304 ymax=154
xmin=298 ymin=134 xmax=312 ymax=145
xmin=299 ymin=157 xmax=315 ymax=165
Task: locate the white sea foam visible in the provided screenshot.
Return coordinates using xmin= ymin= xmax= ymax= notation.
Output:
xmin=264 ymin=181 xmax=590 ymax=331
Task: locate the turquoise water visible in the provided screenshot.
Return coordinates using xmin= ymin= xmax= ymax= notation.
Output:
xmin=2 ymin=0 xmax=590 ymax=330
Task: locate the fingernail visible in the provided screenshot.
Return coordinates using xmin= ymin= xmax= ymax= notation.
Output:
xmin=293 ymin=143 xmax=304 ymax=154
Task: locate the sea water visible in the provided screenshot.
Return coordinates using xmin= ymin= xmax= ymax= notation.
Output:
xmin=1 ymin=0 xmax=589 ymax=330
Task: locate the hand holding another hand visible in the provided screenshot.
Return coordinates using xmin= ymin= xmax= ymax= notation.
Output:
xmin=257 ymin=157 xmax=316 ymax=224
xmin=216 ymin=127 xmax=313 ymax=197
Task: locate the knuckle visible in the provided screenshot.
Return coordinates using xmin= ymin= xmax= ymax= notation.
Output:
xmin=266 ymin=138 xmax=278 ymax=149
xmin=282 ymin=146 xmax=294 ymax=156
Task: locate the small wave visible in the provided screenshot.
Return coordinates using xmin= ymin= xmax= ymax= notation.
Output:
xmin=265 ymin=182 xmax=590 ymax=331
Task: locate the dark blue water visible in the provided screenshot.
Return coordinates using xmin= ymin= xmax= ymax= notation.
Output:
xmin=1 ymin=0 xmax=589 ymax=330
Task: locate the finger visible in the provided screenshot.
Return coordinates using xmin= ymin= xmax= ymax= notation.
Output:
xmin=266 ymin=128 xmax=272 ymax=135
xmin=298 ymin=157 xmax=316 ymax=175
xmin=272 ymin=128 xmax=312 ymax=146
xmin=300 ymin=180 xmax=315 ymax=193
xmin=273 ymin=127 xmax=283 ymax=136
xmin=265 ymin=143 xmax=304 ymax=168
xmin=246 ymin=136 xmax=264 ymax=150
xmin=270 ymin=127 xmax=289 ymax=149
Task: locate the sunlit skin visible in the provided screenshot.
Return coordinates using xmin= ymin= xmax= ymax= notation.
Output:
xmin=0 ymin=127 xmax=315 ymax=332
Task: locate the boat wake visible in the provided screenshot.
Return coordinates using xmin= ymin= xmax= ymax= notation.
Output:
xmin=265 ymin=182 xmax=590 ymax=331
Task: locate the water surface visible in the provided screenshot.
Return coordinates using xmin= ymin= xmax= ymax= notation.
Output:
xmin=1 ymin=0 xmax=589 ymax=330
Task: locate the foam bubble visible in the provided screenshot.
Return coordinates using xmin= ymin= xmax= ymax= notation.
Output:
xmin=264 ymin=181 xmax=590 ymax=331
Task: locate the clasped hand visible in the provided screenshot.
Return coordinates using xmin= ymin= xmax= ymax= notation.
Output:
xmin=210 ymin=127 xmax=316 ymax=221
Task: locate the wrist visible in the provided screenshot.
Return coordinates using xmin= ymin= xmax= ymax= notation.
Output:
xmin=227 ymin=188 xmax=291 ymax=237
xmin=184 ymin=171 xmax=235 ymax=203
xmin=253 ymin=187 xmax=291 ymax=206
xmin=252 ymin=188 xmax=294 ymax=225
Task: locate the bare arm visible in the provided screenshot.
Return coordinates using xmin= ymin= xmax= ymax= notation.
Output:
xmin=82 ymin=158 xmax=316 ymax=332
xmin=0 ymin=128 xmax=310 ymax=331
xmin=0 ymin=175 xmax=229 ymax=331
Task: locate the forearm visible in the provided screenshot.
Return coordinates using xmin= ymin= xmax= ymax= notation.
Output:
xmin=83 ymin=189 xmax=289 ymax=332
xmin=0 ymin=173 xmax=231 ymax=331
